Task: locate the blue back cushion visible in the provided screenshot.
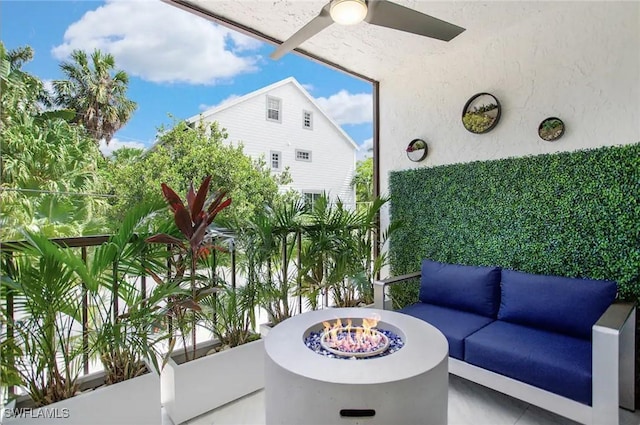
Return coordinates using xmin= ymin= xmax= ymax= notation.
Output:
xmin=418 ymin=260 xmax=501 ymax=318
xmin=498 ymin=270 xmax=617 ymax=339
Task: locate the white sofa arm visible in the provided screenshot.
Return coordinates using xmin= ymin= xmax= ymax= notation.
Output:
xmin=373 ymin=271 xmax=421 ymax=310
xmin=592 ymin=302 xmax=636 ymax=424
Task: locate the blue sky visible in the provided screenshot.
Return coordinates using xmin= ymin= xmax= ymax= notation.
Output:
xmin=1 ymin=0 xmax=373 ymax=158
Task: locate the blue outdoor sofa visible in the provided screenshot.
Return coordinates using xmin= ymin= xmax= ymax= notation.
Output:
xmin=374 ymin=259 xmax=636 ymax=425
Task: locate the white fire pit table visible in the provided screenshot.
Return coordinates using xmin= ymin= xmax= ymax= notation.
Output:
xmin=264 ymin=307 xmax=449 ymax=425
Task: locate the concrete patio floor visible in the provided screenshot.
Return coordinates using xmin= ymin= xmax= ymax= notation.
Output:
xmin=163 ymin=374 xmax=640 ymax=425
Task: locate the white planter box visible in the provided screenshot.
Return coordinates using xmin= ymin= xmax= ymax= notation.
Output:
xmin=161 ymin=338 xmax=265 ymax=425
xmin=365 ymin=299 xmax=394 ymax=310
xmin=259 ymin=322 xmax=273 ymax=338
xmin=3 ymin=366 xmax=160 ymax=425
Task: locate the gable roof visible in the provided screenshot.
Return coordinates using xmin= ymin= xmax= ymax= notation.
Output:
xmin=186 ymin=77 xmax=359 ymax=151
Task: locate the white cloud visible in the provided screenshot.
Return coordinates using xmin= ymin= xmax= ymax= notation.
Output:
xmin=315 ymin=90 xmax=372 ymax=125
xmin=301 ymin=83 xmax=314 ymax=93
xmin=52 ymin=0 xmax=262 ymax=85
xmin=99 ymin=137 xmax=146 ymax=157
xmin=224 ymin=30 xmax=264 ymax=52
xmin=199 ymin=94 xmax=241 ymax=111
xmin=357 ymin=138 xmax=373 ymax=161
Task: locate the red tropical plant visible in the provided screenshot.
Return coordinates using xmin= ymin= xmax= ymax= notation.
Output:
xmin=146 ymin=176 xmax=231 ymax=360
xmin=147 ymin=176 xmax=231 ymax=253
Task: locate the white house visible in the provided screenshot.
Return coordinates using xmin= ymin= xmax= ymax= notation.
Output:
xmin=186 ymin=77 xmax=358 ymax=208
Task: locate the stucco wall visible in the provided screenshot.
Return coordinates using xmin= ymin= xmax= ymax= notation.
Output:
xmin=378 ymin=1 xmax=639 ymax=240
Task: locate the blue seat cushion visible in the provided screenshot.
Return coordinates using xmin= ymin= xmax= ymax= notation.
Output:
xmin=399 ymin=302 xmax=494 ymax=360
xmin=418 ymin=260 xmax=501 ymax=318
xmin=465 ymin=321 xmax=592 ymax=405
xmin=498 ymin=270 xmax=617 ymax=339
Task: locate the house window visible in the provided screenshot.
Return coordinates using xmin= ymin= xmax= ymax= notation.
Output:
xmin=295 ymin=149 xmax=312 ymax=162
xmin=266 ymin=96 xmax=281 ymax=122
xmin=303 ymin=192 xmax=322 ymax=207
xmin=303 ymin=110 xmax=313 ymax=129
xmin=270 ymin=151 xmax=281 ymax=170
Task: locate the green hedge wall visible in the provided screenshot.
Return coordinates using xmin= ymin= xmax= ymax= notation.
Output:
xmin=388 ymin=143 xmax=640 ymax=307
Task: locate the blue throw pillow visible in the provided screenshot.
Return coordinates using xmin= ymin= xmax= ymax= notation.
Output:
xmin=418 ymin=259 xmax=501 ymax=318
xmin=498 ymin=270 xmax=618 ymax=339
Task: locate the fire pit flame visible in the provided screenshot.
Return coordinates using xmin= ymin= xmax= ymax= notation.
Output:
xmin=320 ymin=316 xmax=390 ymax=358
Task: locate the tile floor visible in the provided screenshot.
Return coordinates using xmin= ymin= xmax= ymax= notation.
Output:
xmin=163 ymin=375 xmax=640 ymax=425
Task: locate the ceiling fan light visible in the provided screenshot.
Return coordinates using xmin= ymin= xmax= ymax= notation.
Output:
xmin=330 ymin=0 xmax=368 ymax=26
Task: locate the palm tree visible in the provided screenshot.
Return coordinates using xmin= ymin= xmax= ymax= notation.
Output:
xmin=0 ymin=43 xmax=51 ymax=127
xmin=53 ymin=49 xmax=137 ymax=144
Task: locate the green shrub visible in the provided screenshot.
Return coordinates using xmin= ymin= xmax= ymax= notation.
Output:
xmin=388 ymin=143 xmax=640 ymax=307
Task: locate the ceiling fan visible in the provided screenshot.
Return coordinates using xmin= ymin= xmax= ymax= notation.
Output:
xmin=270 ymin=0 xmax=465 ymax=60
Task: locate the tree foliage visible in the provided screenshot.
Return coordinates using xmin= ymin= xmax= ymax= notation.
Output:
xmin=110 ymin=146 xmax=144 ymax=163
xmin=53 ymin=49 xmax=137 ymax=144
xmin=0 ymin=44 xmax=51 ymax=128
xmin=352 ymin=157 xmax=373 ymax=205
xmin=0 ymin=43 xmax=109 ymax=241
xmin=103 ymin=120 xmax=290 ymax=224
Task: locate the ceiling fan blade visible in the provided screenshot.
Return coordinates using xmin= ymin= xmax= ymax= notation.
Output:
xmin=270 ymin=3 xmax=334 ymax=60
xmin=364 ymin=0 xmax=465 ymax=42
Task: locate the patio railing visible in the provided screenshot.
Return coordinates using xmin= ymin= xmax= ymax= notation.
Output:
xmin=1 ymin=222 xmax=377 ymax=399
xmin=0 ymin=230 xmax=320 ymax=393
xmin=0 ymin=235 xmax=226 ymax=394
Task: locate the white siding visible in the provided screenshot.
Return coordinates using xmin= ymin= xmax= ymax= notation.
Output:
xmin=196 ymin=81 xmax=357 ymax=208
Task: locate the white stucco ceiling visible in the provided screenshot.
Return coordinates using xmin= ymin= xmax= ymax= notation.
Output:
xmin=166 ymin=0 xmax=566 ymax=81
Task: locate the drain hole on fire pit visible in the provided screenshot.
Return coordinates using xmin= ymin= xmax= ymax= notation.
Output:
xmin=340 ymin=409 xmax=376 ymax=418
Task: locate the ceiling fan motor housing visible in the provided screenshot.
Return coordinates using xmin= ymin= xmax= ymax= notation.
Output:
xmin=330 ymin=0 xmax=368 ymax=25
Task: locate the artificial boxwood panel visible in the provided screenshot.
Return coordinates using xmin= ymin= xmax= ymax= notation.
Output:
xmin=388 ymin=143 xmax=640 ymax=308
